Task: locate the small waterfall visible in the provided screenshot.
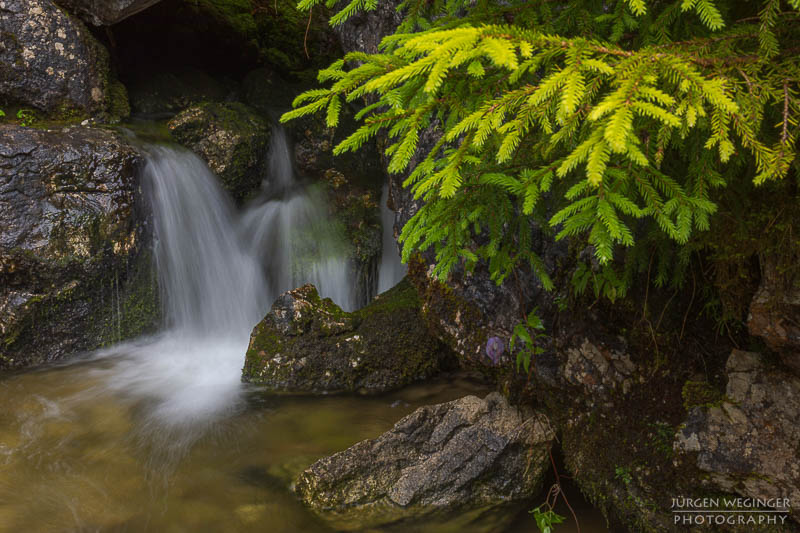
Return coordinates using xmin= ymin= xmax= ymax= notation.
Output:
xmin=242 ymin=125 xmax=356 ymax=311
xmin=377 ymin=183 xmax=407 ymax=293
xmin=97 ymin=147 xmax=271 ymax=426
xmin=144 ymin=147 xmax=268 ymax=335
xmin=95 ymin=126 xmax=360 ymax=426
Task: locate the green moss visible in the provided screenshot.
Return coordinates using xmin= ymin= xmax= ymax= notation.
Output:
xmin=91 ymin=249 xmax=160 ymax=347
xmin=242 ymin=278 xmax=444 ymax=393
xmin=106 ymin=79 xmax=131 ymax=122
xmin=682 ymin=380 xmax=725 ymax=411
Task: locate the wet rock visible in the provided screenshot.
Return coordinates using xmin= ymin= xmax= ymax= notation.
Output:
xmin=54 ymin=0 xmax=162 ymax=25
xmin=748 ymin=258 xmax=800 ymax=373
xmin=0 ymin=125 xmax=158 ymax=369
xmin=295 ymin=392 xmax=554 ymax=531
xmin=675 ymin=350 xmax=800 ymax=512
xmin=168 ymin=102 xmax=270 ymax=201
xmin=0 ymin=0 xmax=115 ymax=117
xmin=242 ymin=278 xmax=446 ymax=394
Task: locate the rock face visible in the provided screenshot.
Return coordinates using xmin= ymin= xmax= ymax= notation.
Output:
xmin=168 ymin=102 xmax=270 ymax=201
xmin=54 ymin=0 xmax=162 ymax=25
xmin=242 ymin=279 xmax=445 ymax=394
xmin=675 ymin=350 xmax=800 ymax=512
xmin=0 ymin=0 xmax=115 ymax=116
xmin=748 ymin=258 xmax=800 ymax=373
xmin=0 ymin=125 xmax=158 ymax=369
xmin=295 ymin=392 xmax=555 ymax=531
xmin=333 ymin=0 xmax=404 ymax=56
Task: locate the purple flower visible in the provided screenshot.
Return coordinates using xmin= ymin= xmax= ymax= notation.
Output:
xmin=485 ymin=336 xmax=505 ymax=364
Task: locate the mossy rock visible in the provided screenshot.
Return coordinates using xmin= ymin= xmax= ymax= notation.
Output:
xmin=0 ymin=124 xmax=159 ymax=369
xmin=242 ymin=278 xmax=449 ymax=394
xmin=168 ymin=101 xmax=270 ymax=201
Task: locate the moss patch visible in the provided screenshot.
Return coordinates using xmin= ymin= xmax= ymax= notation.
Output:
xmin=242 ymin=278 xmax=449 ymax=394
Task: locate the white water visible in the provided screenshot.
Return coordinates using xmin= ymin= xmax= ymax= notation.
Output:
xmin=241 ymin=126 xmax=356 ymax=311
xmin=89 ymin=126 xmax=360 ymax=427
xmin=377 ymin=183 xmax=407 ymax=294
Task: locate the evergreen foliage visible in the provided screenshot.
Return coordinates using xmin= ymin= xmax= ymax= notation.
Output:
xmin=282 ymin=0 xmax=800 ymax=293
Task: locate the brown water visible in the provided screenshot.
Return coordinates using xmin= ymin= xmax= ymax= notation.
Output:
xmin=0 ymin=354 xmax=609 ymax=533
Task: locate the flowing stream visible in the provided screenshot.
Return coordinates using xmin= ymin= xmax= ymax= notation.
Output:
xmin=0 ymin=127 xmax=605 ymax=532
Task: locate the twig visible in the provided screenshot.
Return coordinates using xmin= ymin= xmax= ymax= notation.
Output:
xmin=680 ymin=264 xmax=696 ymax=340
xmin=783 ymin=79 xmax=790 ymax=144
xmin=304 ymin=7 xmax=313 ymax=59
xmin=549 ymin=448 xmax=581 ymax=533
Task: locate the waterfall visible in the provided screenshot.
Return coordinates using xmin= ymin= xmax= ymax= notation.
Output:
xmin=95 ymin=126 xmax=359 ymax=425
xmin=377 ymin=183 xmax=407 ymax=293
xmin=242 ymin=125 xmax=356 ymax=311
xmin=144 ymin=146 xmax=268 ymax=335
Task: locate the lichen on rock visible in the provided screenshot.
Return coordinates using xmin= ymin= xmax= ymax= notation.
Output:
xmin=168 ymin=101 xmax=270 ymax=201
xmin=0 ymin=0 xmax=120 ymax=118
xmin=295 ymin=392 xmax=555 ymax=531
xmin=675 ymin=350 xmax=800 ymax=513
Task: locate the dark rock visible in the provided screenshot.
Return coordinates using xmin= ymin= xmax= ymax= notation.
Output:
xmin=748 ymin=257 xmax=800 ymax=373
xmin=295 ymin=392 xmax=554 ymax=531
xmin=54 ymin=0 xmax=162 ymax=25
xmin=242 ymin=278 xmax=446 ymax=394
xmin=332 ymin=0 xmax=404 ymax=56
xmin=0 ymin=124 xmax=158 ymax=369
xmin=128 ymin=67 xmax=232 ymax=117
xmin=168 ymin=102 xmax=270 ymax=201
xmin=675 ymin=350 xmax=800 ymax=513
xmin=0 ymin=0 xmax=116 ymax=117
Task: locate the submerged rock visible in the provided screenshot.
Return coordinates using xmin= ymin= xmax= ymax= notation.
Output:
xmin=295 ymin=392 xmax=554 ymax=531
xmin=168 ymin=102 xmax=270 ymax=201
xmin=675 ymin=350 xmax=800 ymax=513
xmin=54 ymin=0 xmax=162 ymax=25
xmin=0 ymin=0 xmax=117 ymax=117
xmin=0 ymin=125 xmax=158 ymax=369
xmin=242 ymin=278 xmax=446 ymax=394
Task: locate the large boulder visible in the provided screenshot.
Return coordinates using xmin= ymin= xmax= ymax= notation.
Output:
xmin=242 ymin=278 xmax=446 ymax=394
xmin=675 ymin=350 xmax=800 ymax=513
xmin=295 ymin=392 xmax=555 ymax=531
xmin=0 ymin=124 xmax=158 ymax=369
xmin=54 ymin=0 xmax=162 ymax=25
xmin=168 ymin=102 xmax=270 ymax=201
xmin=0 ymin=0 xmax=121 ymax=117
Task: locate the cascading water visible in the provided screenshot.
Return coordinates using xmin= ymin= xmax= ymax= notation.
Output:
xmin=94 ymin=125 xmax=360 ymax=426
xmin=0 ymin=126 xmax=605 ymax=533
xmin=377 ymin=183 xmax=407 ymax=294
xmin=97 ymin=145 xmax=270 ymax=427
xmin=241 ymin=125 xmax=357 ymax=311
xmin=145 ymin=146 xmax=268 ymax=335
